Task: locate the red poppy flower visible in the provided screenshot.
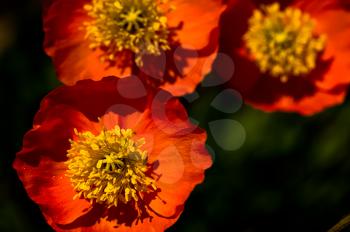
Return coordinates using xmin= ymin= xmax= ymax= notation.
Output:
xmin=13 ymin=76 xmax=211 ymax=231
xmin=219 ymin=0 xmax=350 ymax=115
xmin=43 ymin=0 xmax=225 ymax=96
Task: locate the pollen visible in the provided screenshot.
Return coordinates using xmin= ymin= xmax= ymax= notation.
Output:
xmin=244 ymin=3 xmax=326 ymax=82
xmin=83 ymin=0 xmax=171 ymax=66
xmin=66 ymin=126 xmax=157 ymax=208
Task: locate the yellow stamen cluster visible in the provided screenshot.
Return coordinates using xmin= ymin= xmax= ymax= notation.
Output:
xmin=84 ymin=0 xmax=171 ymax=66
xmin=244 ymin=3 xmax=326 ymax=82
xmin=66 ymin=126 xmax=156 ymax=208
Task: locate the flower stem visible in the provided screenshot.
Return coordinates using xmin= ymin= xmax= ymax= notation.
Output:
xmin=329 ymin=214 xmax=350 ymax=232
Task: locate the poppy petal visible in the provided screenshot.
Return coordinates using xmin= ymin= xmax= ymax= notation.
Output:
xmin=43 ymin=0 xmax=132 ymax=85
xmin=247 ymin=86 xmax=347 ymax=115
xmin=166 ymin=0 xmax=225 ymax=50
xmin=13 ymin=106 xmax=98 ymax=225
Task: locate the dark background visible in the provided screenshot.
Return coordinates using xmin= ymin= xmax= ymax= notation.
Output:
xmin=1 ymin=0 xmax=350 ymax=231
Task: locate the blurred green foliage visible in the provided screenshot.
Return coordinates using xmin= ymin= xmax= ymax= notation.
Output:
xmin=1 ymin=1 xmax=350 ymax=232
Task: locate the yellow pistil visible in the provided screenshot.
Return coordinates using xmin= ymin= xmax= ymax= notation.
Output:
xmin=244 ymin=3 xmax=326 ymax=82
xmin=66 ymin=126 xmax=156 ymax=208
xmin=84 ymin=0 xmax=171 ymax=66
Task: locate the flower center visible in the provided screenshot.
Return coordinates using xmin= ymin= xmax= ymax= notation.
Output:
xmin=84 ymin=0 xmax=171 ymax=66
xmin=244 ymin=3 xmax=326 ymax=82
xmin=66 ymin=126 xmax=156 ymax=208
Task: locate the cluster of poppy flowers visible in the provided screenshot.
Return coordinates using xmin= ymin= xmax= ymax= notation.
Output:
xmin=14 ymin=0 xmax=350 ymax=231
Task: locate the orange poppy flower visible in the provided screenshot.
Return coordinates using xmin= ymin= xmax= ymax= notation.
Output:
xmin=43 ymin=0 xmax=225 ymax=96
xmin=13 ymin=76 xmax=211 ymax=231
xmin=219 ymin=0 xmax=350 ymax=115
